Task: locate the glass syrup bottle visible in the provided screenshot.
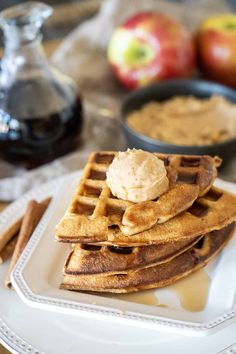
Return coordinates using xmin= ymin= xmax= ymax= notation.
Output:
xmin=0 ymin=2 xmax=83 ymax=168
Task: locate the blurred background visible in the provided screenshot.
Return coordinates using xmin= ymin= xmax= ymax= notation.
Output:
xmin=0 ymin=0 xmax=102 ymax=51
xmin=1 ymin=0 xmax=236 ymax=200
xmin=0 ymin=0 xmax=235 ymax=47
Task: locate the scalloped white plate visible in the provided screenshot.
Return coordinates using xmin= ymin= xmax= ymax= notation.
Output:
xmin=1 ymin=175 xmax=236 ymax=353
xmin=9 ymin=173 xmax=236 ymax=337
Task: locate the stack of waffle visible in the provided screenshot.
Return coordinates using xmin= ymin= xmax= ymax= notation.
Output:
xmin=55 ymin=151 xmax=236 ymax=293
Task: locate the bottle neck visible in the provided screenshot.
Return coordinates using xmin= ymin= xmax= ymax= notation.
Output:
xmin=0 ymin=2 xmax=52 ymax=49
xmin=0 ymin=2 xmax=53 ymax=86
xmin=3 ymin=20 xmax=42 ymax=48
xmin=1 ymin=28 xmax=50 ymax=86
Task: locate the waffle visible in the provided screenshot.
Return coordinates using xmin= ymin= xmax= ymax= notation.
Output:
xmin=56 ymin=151 xmax=221 ymax=242
xmin=64 ymin=236 xmax=202 ymax=275
xmin=60 ymin=223 xmax=235 ymax=293
xmin=57 ymin=185 xmax=236 ymax=246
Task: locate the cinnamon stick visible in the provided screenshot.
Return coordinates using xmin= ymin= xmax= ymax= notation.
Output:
xmin=0 ymin=218 xmax=22 ymax=253
xmin=5 ymin=198 xmax=51 ymax=289
xmin=0 ymin=235 xmax=18 ymax=264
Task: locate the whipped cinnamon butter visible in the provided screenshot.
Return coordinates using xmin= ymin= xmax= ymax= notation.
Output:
xmin=127 ymin=95 xmax=236 ymax=146
xmin=106 ymin=149 xmax=169 ymax=203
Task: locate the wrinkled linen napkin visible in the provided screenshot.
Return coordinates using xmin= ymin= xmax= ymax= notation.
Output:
xmin=0 ymin=142 xmax=93 ymax=201
xmin=0 ymin=0 xmax=234 ymax=201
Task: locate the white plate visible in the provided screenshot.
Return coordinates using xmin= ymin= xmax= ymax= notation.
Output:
xmin=10 ymin=173 xmax=236 ymax=337
xmin=1 ymin=175 xmax=236 ymax=353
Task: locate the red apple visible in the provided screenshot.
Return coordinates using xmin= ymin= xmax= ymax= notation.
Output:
xmin=107 ymin=12 xmax=195 ymax=90
xmin=197 ymin=14 xmax=236 ymax=87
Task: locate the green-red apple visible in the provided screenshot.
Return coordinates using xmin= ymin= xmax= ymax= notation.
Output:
xmin=197 ymin=14 xmax=236 ymax=87
xmin=107 ymin=12 xmax=195 ymax=89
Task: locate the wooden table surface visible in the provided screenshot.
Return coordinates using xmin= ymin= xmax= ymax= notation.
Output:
xmin=0 ymin=1 xmax=101 ymax=352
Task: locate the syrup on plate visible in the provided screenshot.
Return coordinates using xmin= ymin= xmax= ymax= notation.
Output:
xmin=167 ymin=268 xmax=211 ymax=312
xmin=111 ymin=269 xmax=211 ymax=312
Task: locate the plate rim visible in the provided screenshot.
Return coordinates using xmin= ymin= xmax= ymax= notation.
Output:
xmin=0 ymin=176 xmax=61 ymax=354
xmin=10 ymin=174 xmax=236 ymax=337
xmin=0 ymin=318 xmax=43 ymax=354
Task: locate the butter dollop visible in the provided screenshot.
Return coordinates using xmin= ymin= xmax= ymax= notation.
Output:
xmin=106 ymin=149 xmax=169 ymax=203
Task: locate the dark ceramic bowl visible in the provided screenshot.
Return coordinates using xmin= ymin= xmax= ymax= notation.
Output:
xmin=121 ymin=79 xmax=236 ymax=162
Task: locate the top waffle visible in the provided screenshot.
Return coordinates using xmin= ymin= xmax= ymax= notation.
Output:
xmin=57 ymin=185 xmax=236 ymax=246
xmin=55 ymin=151 xmax=221 ymax=242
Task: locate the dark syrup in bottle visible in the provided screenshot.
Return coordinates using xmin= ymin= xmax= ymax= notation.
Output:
xmin=0 ymin=78 xmax=83 ymax=169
